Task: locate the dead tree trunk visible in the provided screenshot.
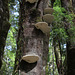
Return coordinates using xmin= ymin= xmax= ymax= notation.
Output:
xmin=14 ymin=0 xmax=52 ymax=75
xmin=0 ymin=0 xmax=10 ymax=69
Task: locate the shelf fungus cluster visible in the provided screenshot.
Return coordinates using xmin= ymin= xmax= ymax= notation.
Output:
xmin=34 ymin=8 xmax=54 ymax=36
xmin=26 ymin=0 xmax=37 ymax=3
xmin=43 ymin=8 xmax=54 ymax=23
xmin=22 ymin=53 xmax=39 ymax=63
xmin=21 ymin=8 xmax=54 ymax=64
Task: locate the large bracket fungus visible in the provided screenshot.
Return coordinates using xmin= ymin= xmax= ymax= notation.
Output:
xmin=44 ymin=8 xmax=54 ymax=14
xmin=22 ymin=53 xmax=39 ymax=63
xmin=34 ymin=22 xmax=50 ymax=35
xmin=26 ymin=0 xmax=37 ymax=3
xmin=43 ymin=14 xmax=54 ymax=23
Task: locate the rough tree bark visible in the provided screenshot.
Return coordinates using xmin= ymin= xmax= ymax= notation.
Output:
xmin=0 ymin=0 xmax=10 ymax=69
xmin=14 ymin=0 xmax=50 ymax=75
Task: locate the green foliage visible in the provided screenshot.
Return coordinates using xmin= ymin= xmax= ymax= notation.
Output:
xmin=53 ymin=6 xmax=65 ymax=21
xmin=68 ymin=26 xmax=75 ymax=36
xmin=65 ymin=13 xmax=74 ymax=25
xmin=50 ymin=28 xmax=68 ymax=42
xmin=50 ymin=6 xmax=67 ymax=42
xmin=50 ymin=5 xmax=74 ymax=42
xmin=1 ymin=26 xmax=17 ymax=74
xmin=54 ymin=0 xmax=61 ymax=7
xmin=67 ymin=26 xmax=75 ymax=44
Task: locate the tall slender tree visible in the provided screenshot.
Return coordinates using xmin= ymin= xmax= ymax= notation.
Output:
xmin=51 ymin=0 xmax=63 ymax=74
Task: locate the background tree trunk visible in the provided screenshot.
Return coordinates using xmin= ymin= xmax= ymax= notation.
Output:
xmin=53 ymin=40 xmax=63 ymax=75
xmin=61 ymin=0 xmax=75 ymax=75
xmin=0 ymin=0 xmax=10 ymax=69
xmin=14 ymin=0 xmax=49 ymax=75
xmin=51 ymin=0 xmax=63 ymax=74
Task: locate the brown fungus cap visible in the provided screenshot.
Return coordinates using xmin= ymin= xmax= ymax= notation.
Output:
xmin=43 ymin=14 xmax=54 ymax=23
xmin=26 ymin=0 xmax=37 ymax=3
xmin=22 ymin=54 xmax=39 ymax=63
xmin=35 ymin=22 xmax=50 ymax=35
xmin=44 ymin=8 xmax=54 ymax=14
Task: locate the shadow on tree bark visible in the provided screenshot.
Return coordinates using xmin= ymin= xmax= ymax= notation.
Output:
xmin=19 ymin=60 xmax=37 ymax=73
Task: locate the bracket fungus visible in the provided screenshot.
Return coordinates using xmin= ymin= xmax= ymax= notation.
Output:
xmin=34 ymin=22 xmax=50 ymax=35
xmin=44 ymin=8 xmax=54 ymax=14
xmin=26 ymin=0 xmax=37 ymax=3
xmin=43 ymin=14 xmax=54 ymax=23
xmin=22 ymin=54 xmax=39 ymax=63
